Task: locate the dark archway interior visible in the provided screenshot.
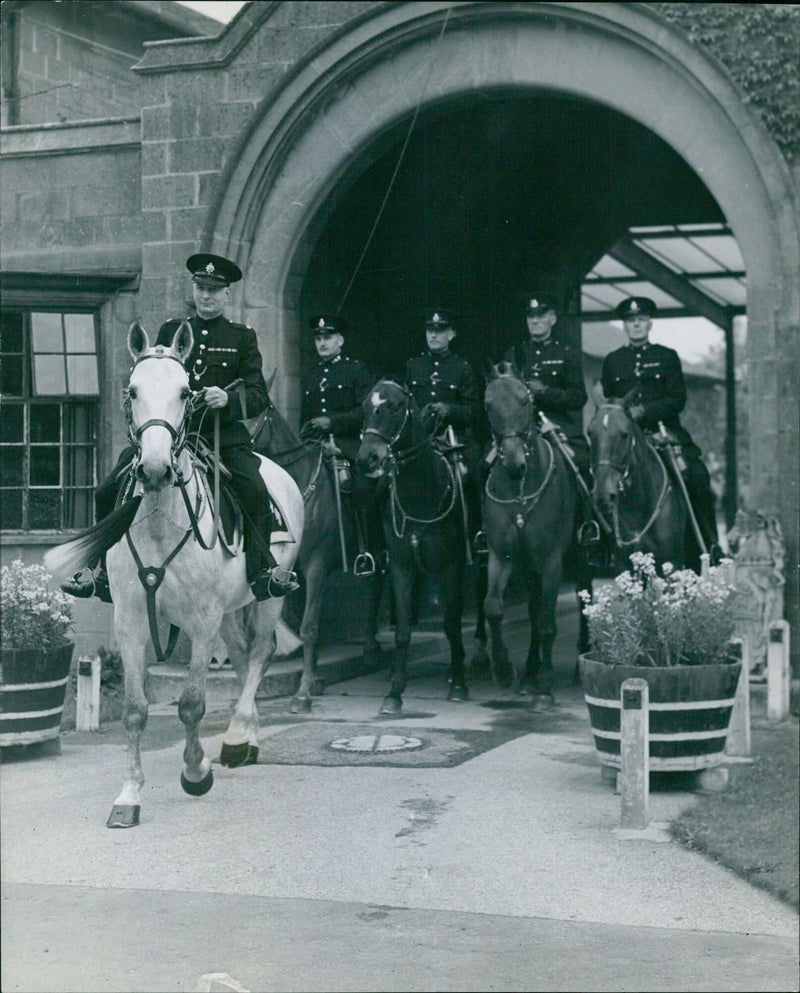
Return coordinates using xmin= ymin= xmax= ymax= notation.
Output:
xmin=300 ymin=92 xmax=723 ymax=380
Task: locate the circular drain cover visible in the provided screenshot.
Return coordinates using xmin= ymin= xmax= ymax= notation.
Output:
xmin=330 ymin=734 xmax=423 ymax=753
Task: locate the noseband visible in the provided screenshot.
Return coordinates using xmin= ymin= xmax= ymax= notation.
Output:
xmin=489 ymin=385 xmax=535 ymax=455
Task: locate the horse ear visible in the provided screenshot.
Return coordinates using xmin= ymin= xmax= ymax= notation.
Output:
xmin=265 ymin=368 xmax=277 ymax=393
xmin=483 ymin=358 xmax=499 ymax=380
xmin=171 ymin=319 xmax=194 ymax=364
xmin=127 ymin=320 xmax=150 ymax=361
xmin=591 ymin=379 xmax=606 ymax=407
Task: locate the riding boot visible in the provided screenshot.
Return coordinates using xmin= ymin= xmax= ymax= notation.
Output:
xmin=61 ymin=560 xmax=112 ymax=603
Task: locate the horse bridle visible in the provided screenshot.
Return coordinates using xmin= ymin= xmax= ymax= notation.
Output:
xmin=123 ymin=351 xmax=193 ymax=468
xmin=362 ymin=382 xmax=413 ymax=455
xmin=488 ymin=386 xmax=536 ymax=456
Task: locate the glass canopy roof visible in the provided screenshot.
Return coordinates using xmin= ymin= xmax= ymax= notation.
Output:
xmin=581 ymin=224 xmax=746 ymax=328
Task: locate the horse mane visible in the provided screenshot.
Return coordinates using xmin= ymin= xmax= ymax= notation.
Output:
xmin=43 ymin=496 xmax=143 ymax=579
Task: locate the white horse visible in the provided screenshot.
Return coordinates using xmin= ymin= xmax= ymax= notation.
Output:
xmin=45 ymin=320 xmax=304 ymax=828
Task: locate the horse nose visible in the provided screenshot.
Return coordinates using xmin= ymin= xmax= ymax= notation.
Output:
xmin=136 ymin=457 xmax=173 ymax=491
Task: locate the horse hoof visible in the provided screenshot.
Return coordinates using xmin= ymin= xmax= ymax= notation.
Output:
xmin=380 ymin=695 xmax=402 ymax=715
xmin=220 ymin=740 xmax=258 ymax=767
xmin=181 ymin=769 xmax=214 ymax=796
xmin=310 ymin=677 xmax=326 ymax=697
xmin=107 ymin=804 xmax=140 ymax=828
xmin=290 ymin=695 xmax=312 ymax=715
xmin=532 ymin=694 xmax=555 ymax=712
xmin=448 ymin=683 xmax=469 ymax=703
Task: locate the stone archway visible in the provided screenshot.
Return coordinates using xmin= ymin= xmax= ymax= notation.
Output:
xmin=206 ymin=1 xmax=799 ymax=637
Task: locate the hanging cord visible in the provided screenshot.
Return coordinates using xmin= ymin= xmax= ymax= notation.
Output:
xmin=336 ymin=6 xmax=453 ymax=314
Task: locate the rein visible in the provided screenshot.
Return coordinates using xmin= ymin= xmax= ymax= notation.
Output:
xmin=593 ymin=406 xmax=671 ymax=547
xmin=485 ymin=437 xmax=556 ymax=526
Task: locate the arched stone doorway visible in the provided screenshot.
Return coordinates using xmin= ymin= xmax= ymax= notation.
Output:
xmin=205 ymin=2 xmax=799 ymax=640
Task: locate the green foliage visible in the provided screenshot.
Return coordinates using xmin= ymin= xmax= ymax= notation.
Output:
xmin=651 ymin=3 xmax=800 ymax=161
xmin=580 ymin=552 xmax=739 ymax=666
xmin=0 ymin=559 xmax=73 ymax=651
xmin=97 ymin=645 xmax=124 ymax=691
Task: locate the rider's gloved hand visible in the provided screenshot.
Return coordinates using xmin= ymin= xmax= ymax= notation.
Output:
xmin=627 ymin=404 xmax=645 ymax=422
xmin=300 ymin=417 xmax=331 ymax=441
xmin=429 ymin=402 xmax=450 ymax=419
xmin=202 ymin=386 xmax=229 ymax=409
xmin=527 ymin=378 xmax=547 ymax=396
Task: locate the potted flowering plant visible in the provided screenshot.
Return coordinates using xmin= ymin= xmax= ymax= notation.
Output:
xmin=578 ymin=552 xmax=743 ymax=772
xmin=1 ymin=559 xmax=74 ymax=748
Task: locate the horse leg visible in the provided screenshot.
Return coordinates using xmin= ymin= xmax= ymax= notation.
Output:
xmin=292 ymin=551 xmax=328 ymax=714
xmin=471 ymin=560 xmax=490 ymax=673
xmin=380 ymin=561 xmax=413 ymax=714
xmin=178 ymin=627 xmax=216 ymax=794
xmin=531 ymin=556 xmax=564 ymax=711
xmin=363 ymin=567 xmax=385 ymax=665
xmin=220 ymin=599 xmax=282 ymax=766
xmin=484 ymin=552 xmax=513 ymax=689
xmin=574 ymin=543 xmax=593 ymax=681
xmin=107 ymin=627 xmax=148 ymax=828
xmin=443 ymin=563 xmax=468 ymax=702
xmin=520 ymin=572 xmax=542 ymax=697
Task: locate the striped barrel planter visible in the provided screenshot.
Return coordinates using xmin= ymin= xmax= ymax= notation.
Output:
xmin=579 ymin=654 xmax=742 ymax=771
xmin=0 ymin=642 xmax=74 ymax=747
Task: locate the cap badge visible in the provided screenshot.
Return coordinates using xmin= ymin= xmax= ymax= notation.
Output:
xmin=204 ymin=262 xmax=216 ymax=275
xmin=530 ymin=299 xmax=538 ymax=309
xmin=432 ymin=313 xmax=441 ymax=323
xmin=318 ymin=318 xmax=326 ymax=329
xmin=630 ymin=301 xmax=639 ymax=313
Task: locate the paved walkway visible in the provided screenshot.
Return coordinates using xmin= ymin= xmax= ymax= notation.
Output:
xmin=2 ymin=589 xmax=798 ymax=992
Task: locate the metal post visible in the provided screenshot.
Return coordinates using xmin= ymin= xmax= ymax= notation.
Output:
xmin=620 ymin=677 xmax=649 ymax=830
xmin=767 ymin=620 xmax=791 ymax=721
xmin=725 ymin=637 xmax=751 ymax=757
xmin=76 ymin=655 xmax=101 ymax=731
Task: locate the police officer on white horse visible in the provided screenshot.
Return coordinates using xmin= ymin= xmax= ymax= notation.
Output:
xmin=61 ymin=252 xmax=299 ymax=602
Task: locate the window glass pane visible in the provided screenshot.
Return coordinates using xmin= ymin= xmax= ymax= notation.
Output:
xmin=0 ymin=490 xmax=23 ymax=528
xmin=0 ymin=448 xmax=25 ymax=486
xmin=30 ymin=446 xmax=60 ymax=485
xmin=64 ymin=488 xmax=92 ymax=529
xmin=64 ymin=403 xmax=95 ymax=444
xmin=64 ymin=314 xmax=96 ymax=352
xmin=0 ymin=404 xmax=24 ymax=442
xmin=31 ymin=313 xmax=64 ymax=352
xmin=29 ymin=489 xmax=61 ymax=528
xmin=64 ymin=445 xmax=94 ymax=486
xmin=0 ymin=312 xmax=24 ymax=352
xmin=33 ymin=354 xmax=66 ymax=394
xmin=0 ymin=355 xmax=24 ymax=395
xmin=67 ymin=354 xmax=99 ymax=395
xmin=30 ymin=403 xmax=60 ymax=442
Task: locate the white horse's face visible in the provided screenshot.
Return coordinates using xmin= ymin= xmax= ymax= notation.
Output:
xmin=126 ymin=320 xmax=194 ymax=492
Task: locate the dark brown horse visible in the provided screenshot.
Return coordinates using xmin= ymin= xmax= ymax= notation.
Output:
xmin=357 ymin=380 xmax=468 ymax=713
xmin=252 ymin=382 xmax=384 ymax=714
xmin=482 ymin=366 xmax=576 ymax=708
xmin=587 ymin=399 xmax=687 ymax=570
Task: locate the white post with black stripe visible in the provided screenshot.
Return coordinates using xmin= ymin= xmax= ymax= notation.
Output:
xmin=76 ymin=655 xmax=101 ymax=731
xmin=619 ymin=678 xmax=649 ymax=830
xmin=767 ymin=620 xmax=791 ymax=721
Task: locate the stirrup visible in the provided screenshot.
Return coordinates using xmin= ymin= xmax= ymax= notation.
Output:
xmin=353 ymin=552 xmax=376 ymax=577
xmin=578 ymin=520 xmax=601 ymax=547
xmin=473 ymin=533 xmax=489 ymax=560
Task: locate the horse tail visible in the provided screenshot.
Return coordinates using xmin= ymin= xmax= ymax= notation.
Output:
xmin=44 ymin=496 xmax=142 ymax=578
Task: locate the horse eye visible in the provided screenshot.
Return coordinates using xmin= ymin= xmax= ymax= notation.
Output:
xmin=127 ymin=387 xmax=137 ymax=400
xmin=180 ymin=388 xmax=190 ymax=401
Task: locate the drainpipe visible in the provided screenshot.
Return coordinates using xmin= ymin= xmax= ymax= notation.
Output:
xmin=1 ymin=6 xmax=21 ymax=126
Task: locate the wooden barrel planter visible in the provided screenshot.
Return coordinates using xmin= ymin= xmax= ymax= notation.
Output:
xmin=0 ymin=642 xmax=74 ymax=747
xmin=579 ymin=654 xmax=742 ymax=771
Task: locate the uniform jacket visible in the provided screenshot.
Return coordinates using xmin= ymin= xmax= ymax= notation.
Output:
xmin=404 ymin=351 xmax=481 ymax=444
xmin=601 ymin=342 xmax=698 ymax=451
xmin=505 ymin=336 xmax=587 ymax=439
xmin=301 ymin=354 xmax=374 ymax=460
xmin=157 ymin=312 xmax=268 ymax=448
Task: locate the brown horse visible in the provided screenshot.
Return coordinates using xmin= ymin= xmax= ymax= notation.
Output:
xmin=587 ymin=399 xmax=687 ymax=570
xmin=251 ymin=382 xmax=385 ymax=714
xmin=357 ymin=380 xmax=468 ymax=713
xmin=482 ymin=365 xmax=576 ymax=708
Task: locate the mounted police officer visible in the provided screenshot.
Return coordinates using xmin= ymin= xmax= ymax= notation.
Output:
xmin=61 ymin=252 xmax=299 ymax=602
xmin=299 ymin=314 xmax=374 ymax=487
xmin=503 ymin=292 xmax=599 ymax=550
xmin=404 ymin=308 xmax=483 ymax=553
xmin=601 ymin=295 xmax=720 ymax=561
